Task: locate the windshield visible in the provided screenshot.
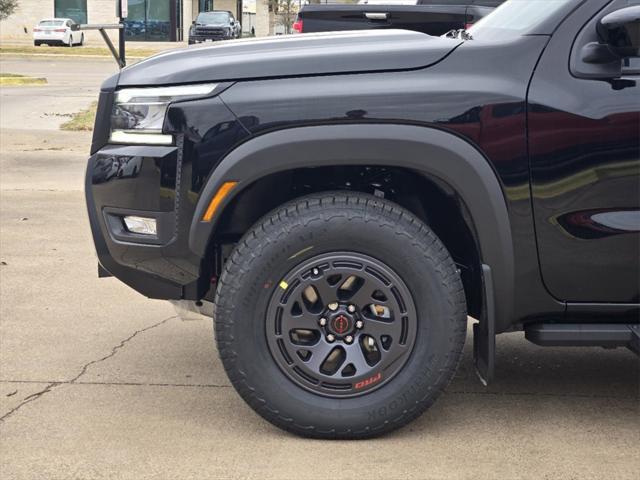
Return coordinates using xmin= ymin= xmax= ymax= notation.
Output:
xmin=39 ymin=20 xmax=65 ymax=26
xmin=196 ymin=12 xmax=230 ymax=24
xmin=468 ymin=0 xmax=576 ymax=39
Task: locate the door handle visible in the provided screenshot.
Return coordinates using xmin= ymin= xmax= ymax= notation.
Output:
xmin=365 ymin=12 xmax=389 ymax=21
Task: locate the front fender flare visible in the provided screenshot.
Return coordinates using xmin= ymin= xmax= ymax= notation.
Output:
xmin=190 ymin=124 xmax=514 ymax=326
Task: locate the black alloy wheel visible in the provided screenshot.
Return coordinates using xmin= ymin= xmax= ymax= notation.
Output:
xmin=266 ymin=251 xmax=417 ymax=397
xmin=214 ymin=192 xmax=467 ymax=438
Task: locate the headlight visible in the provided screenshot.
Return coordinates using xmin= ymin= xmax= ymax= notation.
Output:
xmin=110 ymin=83 xmax=218 ymax=145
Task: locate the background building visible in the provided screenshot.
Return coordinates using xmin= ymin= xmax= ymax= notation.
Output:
xmin=0 ymin=0 xmax=272 ymax=43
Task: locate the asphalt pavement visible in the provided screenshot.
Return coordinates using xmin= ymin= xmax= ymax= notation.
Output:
xmin=0 ymin=55 xmax=638 ymax=480
xmin=0 ymin=56 xmax=118 ymax=131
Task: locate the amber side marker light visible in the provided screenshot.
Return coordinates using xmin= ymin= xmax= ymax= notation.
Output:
xmin=202 ymin=181 xmax=238 ymax=222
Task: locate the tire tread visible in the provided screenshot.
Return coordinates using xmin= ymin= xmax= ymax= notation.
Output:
xmin=214 ymin=191 xmax=466 ymax=438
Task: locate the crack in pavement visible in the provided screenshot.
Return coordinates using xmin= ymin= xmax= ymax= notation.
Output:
xmin=1 ymin=380 xmax=231 ymax=389
xmin=67 ymin=316 xmax=177 ymax=384
xmin=0 ymin=382 xmax=61 ymax=423
xmin=0 ymin=315 xmax=176 ymax=423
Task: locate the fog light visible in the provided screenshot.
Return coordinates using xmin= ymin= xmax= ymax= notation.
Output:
xmin=123 ymin=216 xmax=157 ymax=235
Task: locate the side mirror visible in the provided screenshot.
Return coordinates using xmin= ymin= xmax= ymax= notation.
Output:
xmin=597 ymin=6 xmax=640 ymax=59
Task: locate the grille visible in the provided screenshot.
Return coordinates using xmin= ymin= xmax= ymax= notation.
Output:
xmin=195 ymin=27 xmax=226 ymax=36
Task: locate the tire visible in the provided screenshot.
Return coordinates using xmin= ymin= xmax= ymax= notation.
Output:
xmin=79 ymin=34 xmax=84 ymax=46
xmin=34 ymin=41 xmax=41 ymax=47
xmin=67 ymin=36 xmax=73 ymax=47
xmin=214 ymin=191 xmax=467 ymax=439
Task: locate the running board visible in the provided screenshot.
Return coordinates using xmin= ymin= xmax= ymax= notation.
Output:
xmin=525 ymin=323 xmax=639 ymax=354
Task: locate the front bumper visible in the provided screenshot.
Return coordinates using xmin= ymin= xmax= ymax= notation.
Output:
xmin=189 ymin=34 xmax=232 ymax=43
xmin=86 ymin=144 xmax=197 ymax=299
xmin=85 ymin=85 xmax=248 ymax=300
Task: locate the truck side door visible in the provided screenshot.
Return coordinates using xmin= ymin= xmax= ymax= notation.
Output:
xmin=527 ymin=0 xmax=640 ymax=303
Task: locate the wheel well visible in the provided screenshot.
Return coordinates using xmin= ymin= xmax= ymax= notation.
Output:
xmin=208 ymin=165 xmax=483 ymax=318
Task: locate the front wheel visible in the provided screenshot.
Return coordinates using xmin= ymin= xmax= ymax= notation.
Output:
xmin=214 ymin=192 xmax=467 ymax=438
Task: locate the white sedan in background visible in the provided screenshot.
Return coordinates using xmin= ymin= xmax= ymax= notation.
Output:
xmin=33 ymin=18 xmax=84 ymax=47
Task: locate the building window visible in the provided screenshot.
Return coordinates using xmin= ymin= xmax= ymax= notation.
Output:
xmin=54 ymin=0 xmax=87 ymax=24
xmin=200 ymin=0 xmax=214 ymax=11
xmin=125 ymin=0 xmax=183 ymax=42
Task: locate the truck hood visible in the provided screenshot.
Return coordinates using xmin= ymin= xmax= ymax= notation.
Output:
xmin=117 ymin=30 xmax=462 ymax=87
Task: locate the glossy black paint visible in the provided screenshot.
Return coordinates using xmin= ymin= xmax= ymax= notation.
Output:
xmin=117 ymin=30 xmax=461 ymax=87
xmin=90 ymin=76 xmax=118 ymax=155
xmin=210 ymin=35 xmax=559 ymax=332
xmin=85 ymin=147 xmax=185 ymax=299
xmin=85 ymin=0 xmax=640 ymax=332
xmin=528 ymin=0 xmax=640 ymax=303
xmin=88 ymin=145 xmax=190 ymax=284
xmin=165 ymin=96 xmax=251 ymax=194
xmin=87 ymin=97 xmax=246 ymax=293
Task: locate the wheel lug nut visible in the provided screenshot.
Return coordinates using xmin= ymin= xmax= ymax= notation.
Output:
xmin=355 ymin=320 xmax=364 ymax=329
xmin=326 ymin=334 xmax=336 ymax=343
xmin=328 ymin=302 xmax=338 ymax=311
xmin=345 ymin=335 xmax=354 ymax=344
xmin=347 ymin=304 xmax=356 ymax=313
xmin=319 ymin=317 xmax=327 ymax=327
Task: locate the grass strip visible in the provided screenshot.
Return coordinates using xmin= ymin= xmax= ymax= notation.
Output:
xmin=0 ymin=73 xmax=47 ymax=85
xmin=0 ymin=45 xmax=159 ymax=58
xmin=60 ymin=101 xmax=98 ymax=131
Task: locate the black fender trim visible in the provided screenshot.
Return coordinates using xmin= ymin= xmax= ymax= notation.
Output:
xmin=190 ymin=124 xmax=515 ymax=326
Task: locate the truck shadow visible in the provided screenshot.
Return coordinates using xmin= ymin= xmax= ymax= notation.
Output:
xmin=389 ymin=329 xmax=640 ymax=440
xmin=451 ymin=330 xmax=638 ymax=397
xmin=161 ymin=317 xmax=638 ymax=439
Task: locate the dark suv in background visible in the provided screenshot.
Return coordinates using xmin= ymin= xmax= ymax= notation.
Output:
xmin=189 ymin=11 xmax=241 ymax=44
xmin=86 ymin=0 xmax=639 ymax=439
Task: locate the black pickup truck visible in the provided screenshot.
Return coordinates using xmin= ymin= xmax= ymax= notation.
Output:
xmin=293 ymin=0 xmax=504 ymax=35
xmin=86 ymin=0 xmax=639 ymax=439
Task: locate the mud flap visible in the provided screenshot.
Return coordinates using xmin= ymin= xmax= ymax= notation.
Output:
xmin=628 ymin=324 xmax=639 ymax=356
xmin=473 ymin=264 xmax=495 ymax=386
xmin=98 ymin=263 xmax=112 ymax=278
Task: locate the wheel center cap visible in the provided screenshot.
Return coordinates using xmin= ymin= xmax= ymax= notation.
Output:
xmin=329 ymin=313 xmax=353 ymax=336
